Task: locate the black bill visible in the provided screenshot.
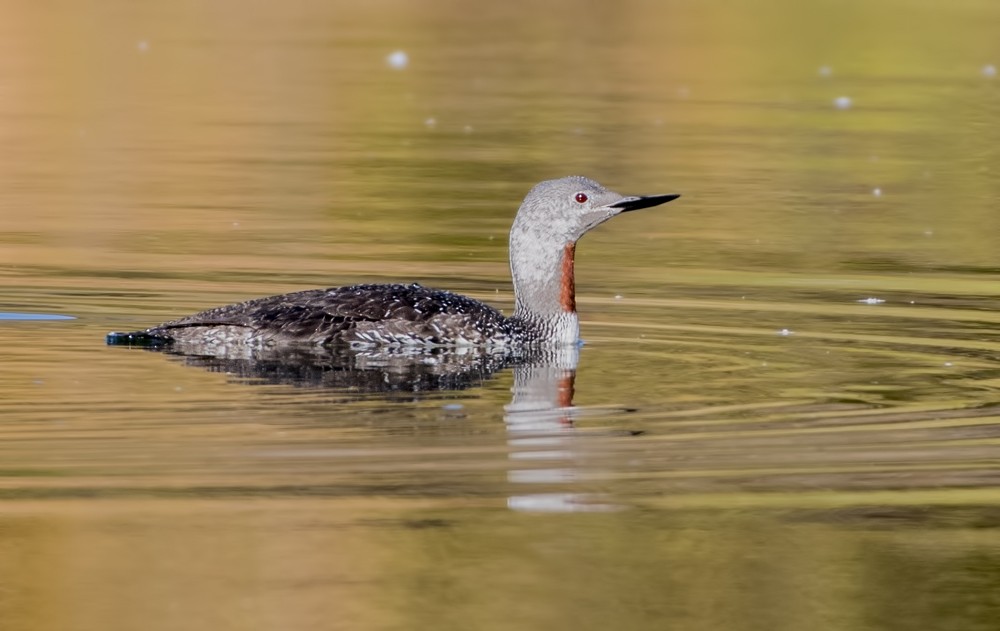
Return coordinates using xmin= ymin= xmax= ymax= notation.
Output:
xmin=610 ymin=193 xmax=681 ymax=212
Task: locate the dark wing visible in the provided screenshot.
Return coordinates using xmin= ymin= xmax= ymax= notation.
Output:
xmin=151 ymin=286 xmax=380 ymax=340
xmin=134 ymin=283 xmax=512 ymax=347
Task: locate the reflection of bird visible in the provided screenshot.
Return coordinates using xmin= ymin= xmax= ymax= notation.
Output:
xmin=107 ymin=176 xmax=678 ymax=350
xmin=166 ymin=344 xmax=514 ymax=396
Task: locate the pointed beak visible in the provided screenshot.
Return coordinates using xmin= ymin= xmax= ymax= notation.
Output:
xmin=610 ymin=193 xmax=681 ymax=212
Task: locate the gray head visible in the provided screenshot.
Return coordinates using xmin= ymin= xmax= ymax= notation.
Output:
xmin=508 ymin=176 xmax=679 ymax=339
xmin=514 ymin=176 xmax=680 ymax=244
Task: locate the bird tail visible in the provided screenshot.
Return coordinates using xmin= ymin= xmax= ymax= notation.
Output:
xmin=105 ymin=330 xmax=172 ymax=347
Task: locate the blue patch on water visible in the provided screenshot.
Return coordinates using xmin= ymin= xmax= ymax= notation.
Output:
xmin=0 ymin=312 xmax=77 ymax=321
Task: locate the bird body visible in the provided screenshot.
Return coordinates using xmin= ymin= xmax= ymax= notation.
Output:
xmin=107 ymin=176 xmax=679 ymax=350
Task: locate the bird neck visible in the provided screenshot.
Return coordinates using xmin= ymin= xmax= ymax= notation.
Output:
xmin=509 ymin=222 xmax=580 ymax=344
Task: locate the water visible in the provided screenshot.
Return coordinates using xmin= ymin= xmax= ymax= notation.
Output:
xmin=2 ymin=0 xmax=1000 ymax=629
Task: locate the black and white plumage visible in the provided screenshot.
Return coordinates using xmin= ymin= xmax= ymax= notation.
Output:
xmin=111 ymin=283 xmax=525 ymax=349
xmin=107 ymin=177 xmax=679 ymax=350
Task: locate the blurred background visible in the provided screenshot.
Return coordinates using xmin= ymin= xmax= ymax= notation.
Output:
xmin=4 ymin=0 xmax=998 ymax=295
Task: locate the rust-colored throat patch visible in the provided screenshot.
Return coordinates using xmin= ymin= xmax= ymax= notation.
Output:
xmin=560 ymin=243 xmax=576 ymax=313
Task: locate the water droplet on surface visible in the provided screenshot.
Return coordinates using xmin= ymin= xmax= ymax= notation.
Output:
xmin=872 ymin=187 xmax=882 ymax=197
xmin=833 ymin=96 xmax=852 ymax=110
xmin=386 ymin=50 xmax=408 ymax=69
xmin=983 ymin=64 xmax=997 ymax=78
xmin=818 ymin=65 xmax=833 ymax=77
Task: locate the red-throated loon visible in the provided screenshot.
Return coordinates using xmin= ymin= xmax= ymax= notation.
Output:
xmin=107 ymin=176 xmax=679 ymax=349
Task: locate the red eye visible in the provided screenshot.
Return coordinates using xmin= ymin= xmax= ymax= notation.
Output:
xmin=574 ymin=193 xmax=588 ymax=203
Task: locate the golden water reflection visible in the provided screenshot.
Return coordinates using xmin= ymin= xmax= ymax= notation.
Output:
xmin=4 ymin=499 xmax=1000 ymax=631
xmin=3 ymin=319 xmax=999 ymax=629
xmin=3 ymin=0 xmax=1000 ymax=627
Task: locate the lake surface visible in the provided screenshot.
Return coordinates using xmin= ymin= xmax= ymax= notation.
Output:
xmin=2 ymin=0 xmax=1000 ymax=629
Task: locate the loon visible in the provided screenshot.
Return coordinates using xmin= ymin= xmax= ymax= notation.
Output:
xmin=107 ymin=176 xmax=679 ymax=349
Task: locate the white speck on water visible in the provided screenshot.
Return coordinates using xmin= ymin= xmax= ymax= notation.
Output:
xmin=834 ymin=96 xmax=853 ymax=110
xmin=463 ymin=125 xmax=473 ymax=134
xmin=872 ymin=187 xmax=882 ymax=197
xmin=232 ymin=222 xmax=240 ymax=228
xmin=137 ymin=40 xmax=149 ymax=53
xmin=442 ymin=403 xmax=464 ymax=411
xmin=923 ymin=229 xmax=934 ymax=237
xmin=424 ymin=117 xmax=436 ymax=128
xmin=858 ymin=297 xmax=885 ymax=304
xmin=818 ymin=65 xmax=833 ymax=77
xmin=944 ymin=362 xmax=953 ymax=367
xmin=386 ymin=50 xmax=408 ymax=69
xmin=677 ymin=86 xmax=690 ymax=98
xmin=778 ymin=328 xmax=793 ymax=336
xmin=983 ymin=64 xmax=997 ymax=78
xmin=614 ymin=294 xmax=623 ymax=300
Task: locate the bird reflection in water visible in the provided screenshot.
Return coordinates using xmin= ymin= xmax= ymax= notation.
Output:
xmin=504 ymin=345 xmax=618 ymax=513
xmin=113 ymin=341 xmax=618 ymax=512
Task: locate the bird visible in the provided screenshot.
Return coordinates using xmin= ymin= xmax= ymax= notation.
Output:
xmin=106 ymin=176 xmax=679 ymax=350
